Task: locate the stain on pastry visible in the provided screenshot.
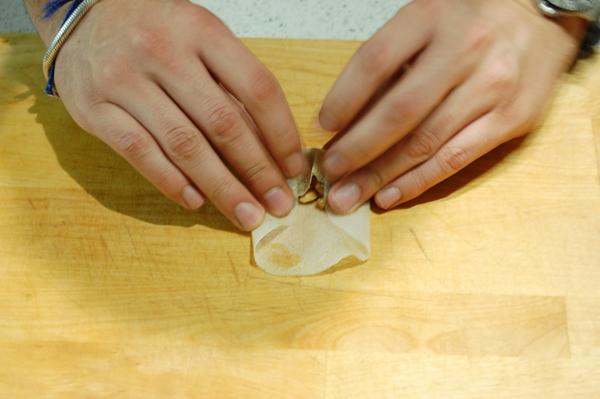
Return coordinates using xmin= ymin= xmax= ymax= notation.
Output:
xmin=266 ymin=243 xmax=301 ymax=269
xmin=255 ymin=225 xmax=288 ymax=251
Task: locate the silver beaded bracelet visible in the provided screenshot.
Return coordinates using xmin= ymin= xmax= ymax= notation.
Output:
xmin=42 ymin=0 xmax=101 ymax=96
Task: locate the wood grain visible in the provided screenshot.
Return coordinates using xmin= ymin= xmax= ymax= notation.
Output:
xmin=0 ymin=34 xmax=599 ymax=398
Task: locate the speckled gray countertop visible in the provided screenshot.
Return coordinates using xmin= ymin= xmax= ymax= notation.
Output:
xmin=2 ymin=0 xmax=408 ymax=40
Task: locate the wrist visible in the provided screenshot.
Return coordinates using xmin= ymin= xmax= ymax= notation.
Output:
xmin=39 ymin=0 xmax=101 ymax=96
xmin=554 ymin=15 xmax=588 ymax=44
xmin=519 ymin=0 xmax=588 ymax=44
xmin=24 ymin=0 xmax=66 ymax=45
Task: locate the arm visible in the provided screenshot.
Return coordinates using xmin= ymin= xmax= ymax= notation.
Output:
xmin=23 ymin=0 xmax=64 ymax=44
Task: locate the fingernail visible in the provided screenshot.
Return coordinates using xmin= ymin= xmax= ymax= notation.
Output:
xmin=329 ymin=182 xmax=361 ymax=214
xmin=181 ymin=185 xmax=204 ymax=209
xmin=284 ymin=152 xmax=306 ymax=178
xmin=376 ymin=187 xmax=401 ymax=209
xmin=234 ymin=202 xmax=265 ymax=231
xmin=319 ymin=108 xmax=338 ymax=131
xmin=322 ymin=152 xmax=348 ymax=180
xmin=264 ymin=186 xmax=293 ymax=217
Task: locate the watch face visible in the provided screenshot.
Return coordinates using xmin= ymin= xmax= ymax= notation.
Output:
xmin=547 ymin=0 xmax=595 ymax=11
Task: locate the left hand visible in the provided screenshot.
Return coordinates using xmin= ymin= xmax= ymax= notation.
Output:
xmin=319 ymin=0 xmax=586 ymax=214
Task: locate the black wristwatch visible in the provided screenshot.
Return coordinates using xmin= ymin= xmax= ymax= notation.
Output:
xmin=537 ymin=0 xmax=600 ymax=51
xmin=537 ymin=0 xmax=600 ymax=20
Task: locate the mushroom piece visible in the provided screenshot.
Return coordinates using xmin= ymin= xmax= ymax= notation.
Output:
xmin=298 ymin=189 xmax=318 ymax=204
xmin=298 ymin=176 xmax=327 ymax=210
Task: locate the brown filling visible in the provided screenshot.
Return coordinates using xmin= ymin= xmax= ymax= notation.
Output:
xmin=298 ymin=176 xmax=326 ymax=210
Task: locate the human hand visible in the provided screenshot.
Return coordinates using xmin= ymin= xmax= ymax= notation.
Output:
xmin=52 ymin=0 xmax=307 ymax=230
xmin=319 ymin=0 xmax=585 ymax=214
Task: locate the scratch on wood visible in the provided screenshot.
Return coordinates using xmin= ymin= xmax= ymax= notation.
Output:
xmin=291 ymin=285 xmax=306 ymax=312
xmin=409 ymin=228 xmax=431 ymax=262
xmin=561 ymin=299 xmax=573 ymax=357
xmin=227 ymin=252 xmax=240 ymax=286
xmin=592 ymin=119 xmax=600 ymax=179
xmin=124 ymin=225 xmax=140 ymax=261
xmin=100 ymin=235 xmax=114 ymax=263
xmin=520 ymin=319 xmax=569 ymax=357
xmin=199 ymin=288 xmax=222 ymax=338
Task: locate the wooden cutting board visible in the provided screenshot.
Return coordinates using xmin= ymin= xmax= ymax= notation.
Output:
xmin=1 ymin=33 xmax=599 ymax=397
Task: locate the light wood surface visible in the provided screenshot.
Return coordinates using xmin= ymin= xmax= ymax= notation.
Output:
xmin=0 ymin=33 xmax=599 ymax=398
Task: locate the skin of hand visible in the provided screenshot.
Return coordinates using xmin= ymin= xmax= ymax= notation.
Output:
xmin=29 ymin=0 xmax=309 ymax=231
xmin=319 ymin=0 xmax=586 ymax=214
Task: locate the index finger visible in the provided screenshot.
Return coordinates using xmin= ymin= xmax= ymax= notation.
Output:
xmin=195 ymin=13 xmax=308 ymax=179
xmin=319 ymin=1 xmax=433 ymax=132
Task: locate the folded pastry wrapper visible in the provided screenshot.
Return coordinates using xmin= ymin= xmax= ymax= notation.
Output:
xmin=251 ymin=149 xmax=370 ymax=276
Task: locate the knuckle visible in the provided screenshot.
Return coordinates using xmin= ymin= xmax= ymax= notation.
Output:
xmin=97 ymin=58 xmax=134 ymax=86
xmin=418 ymin=0 xmax=438 ymax=8
xmin=414 ymin=0 xmax=434 ymax=10
xmin=519 ymin=114 xmax=538 ymax=132
xmin=387 ymin=93 xmax=422 ymax=124
xmin=75 ymin=117 xmax=93 ymax=134
xmin=458 ymin=23 xmax=492 ymax=56
xmin=400 ymin=170 xmax=428 ymax=201
xmin=209 ymin=178 xmax=234 ymax=204
xmin=186 ymin=5 xmax=224 ymax=34
xmin=77 ymin=102 xmax=109 ymax=134
xmin=483 ymin=59 xmax=519 ymax=92
xmin=157 ymin=54 xmax=186 ymax=76
xmin=70 ymin=108 xmax=95 ymax=133
xmin=346 ymin=144 xmax=371 ymax=169
xmin=427 ymin=112 xmax=454 ymax=135
xmin=163 ymin=126 xmax=203 ymax=161
xmin=248 ymin=69 xmax=280 ymax=103
xmin=412 ymin=170 xmax=430 ymax=195
xmin=508 ymin=106 xmax=537 ymax=132
xmin=243 ymin=161 xmax=271 ymax=185
xmin=364 ymin=165 xmax=387 ymax=189
xmin=320 ymin=103 xmax=344 ymax=130
xmin=406 ymin=128 xmax=440 ymax=160
xmin=206 ymin=104 xmax=243 ymax=144
xmin=414 ymin=0 xmax=441 ymax=18
xmin=113 ymin=130 xmax=153 ymax=160
xmin=438 ymin=145 xmax=470 ymax=173
xmin=357 ymin=39 xmax=390 ymax=75
xmin=131 ymin=26 xmax=168 ymax=57
xmin=80 ymin=93 xmax=105 ymax=116
xmin=154 ymin=168 xmax=185 ymax=197
xmin=495 ymin=100 xmax=535 ymax=130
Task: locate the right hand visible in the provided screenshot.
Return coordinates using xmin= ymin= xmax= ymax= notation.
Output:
xmin=52 ymin=0 xmax=307 ymax=231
